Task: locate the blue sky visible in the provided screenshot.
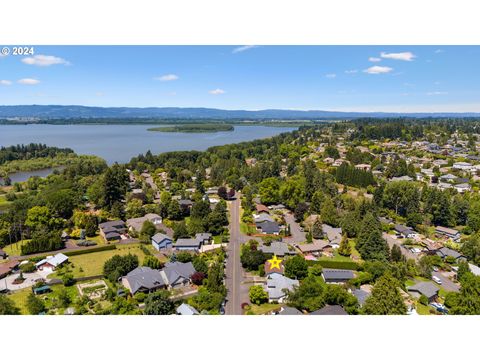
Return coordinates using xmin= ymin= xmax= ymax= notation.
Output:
xmin=1 ymin=45 xmax=480 ymax=112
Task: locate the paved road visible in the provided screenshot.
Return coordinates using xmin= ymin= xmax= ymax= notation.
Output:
xmin=225 ymin=193 xmax=249 ymax=315
xmin=432 ymin=271 xmax=460 ymax=293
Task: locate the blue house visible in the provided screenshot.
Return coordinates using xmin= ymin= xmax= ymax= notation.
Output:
xmin=152 ymin=233 xmax=173 ymax=251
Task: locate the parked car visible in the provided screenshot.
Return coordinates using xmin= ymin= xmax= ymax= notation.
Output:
xmin=432 ymin=266 xmax=439 ymax=272
xmin=431 ymin=302 xmax=448 ymax=314
xmin=432 ymin=275 xmax=442 ymax=285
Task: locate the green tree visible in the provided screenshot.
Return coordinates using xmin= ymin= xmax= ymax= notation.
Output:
xmin=390 ymin=244 xmax=404 ymax=262
xmin=286 ymin=275 xmax=325 ymax=312
xmin=0 ymin=295 xmax=20 ymax=315
xmin=103 ymin=254 xmax=139 ymax=283
xmin=356 ymin=213 xmax=389 ymax=261
xmin=144 ymin=290 xmax=175 ymax=315
xmin=140 ymin=220 xmax=156 ymax=239
xmin=338 ymin=236 xmax=352 ymax=257
xmin=457 ymin=261 xmax=472 ymax=283
xmin=249 ymin=285 xmax=269 ymax=305
xmin=26 ymin=293 xmax=46 ymax=315
xmin=320 ymin=197 xmax=338 ymax=227
xmin=284 ymin=255 xmax=308 ymax=280
xmin=462 ymin=232 xmax=480 ymax=265
xmin=449 ymin=273 xmax=480 ymax=315
xmin=143 ymin=256 xmax=162 ymax=269
xmin=363 ymin=274 xmax=407 ymax=315
xmin=259 ymin=177 xmax=281 ymax=205
xmin=311 ymin=218 xmax=323 ymax=239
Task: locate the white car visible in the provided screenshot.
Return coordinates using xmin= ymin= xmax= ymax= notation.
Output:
xmin=432 ymin=275 xmax=442 ymax=285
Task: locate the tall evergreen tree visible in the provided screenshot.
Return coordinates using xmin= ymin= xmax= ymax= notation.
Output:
xmin=363 ymin=274 xmax=407 ymax=315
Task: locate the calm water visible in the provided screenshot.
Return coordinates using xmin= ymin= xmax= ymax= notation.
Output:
xmin=0 ymin=124 xmax=295 ymax=164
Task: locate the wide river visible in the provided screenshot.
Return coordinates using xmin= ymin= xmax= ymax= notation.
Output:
xmin=0 ymin=124 xmax=296 ymax=164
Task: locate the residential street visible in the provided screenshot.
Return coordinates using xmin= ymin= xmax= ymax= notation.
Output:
xmin=432 ymin=271 xmax=460 ymax=292
xmin=225 ymin=193 xmax=248 ymax=315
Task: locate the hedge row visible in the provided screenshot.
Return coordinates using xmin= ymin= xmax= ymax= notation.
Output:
xmin=67 ymin=244 xmax=117 ymax=257
xmin=307 ymin=259 xmax=359 ymax=270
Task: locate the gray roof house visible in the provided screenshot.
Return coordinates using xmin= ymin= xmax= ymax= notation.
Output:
xmin=163 ymin=261 xmax=196 ymax=288
xmin=99 ymin=220 xmax=127 ymax=241
xmin=256 ymin=221 xmax=280 ymax=235
xmin=254 ymin=213 xmax=275 ymax=223
xmin=408 ymin=282 xmax=439 ymax=302
xmin=174 ymin=238 xmax=203 ymax=251
xmin=277 ymin=306 xmax=303 ymax=315
xmin=260 ymin=242 xmax=295 ymax=257
xmin=352 ymin=288 xmax=370 ymax=307
xmin=176 ymin=303 xmax=199 ymax=315
xmin=394 ymin=224 xmax=417 ymax=238
xmin=435 ymin=247 xmax=467 ymax=262
xmin=126 ymin=213 xmax=162 ymax=232
xmin=322 ymin=268 xmax=355 ymax=283
xmin=322 ymin=224 xmax=342 ymax=246
xmin=121 ymin=267 xmax=167 ymax=295
xmin=152 ymin=233 xmax=173 ymax=251
xmin=265 ymin=274 xmax=299 ymax=303
xmin=310 ymin=305 xmax=348 ymax=315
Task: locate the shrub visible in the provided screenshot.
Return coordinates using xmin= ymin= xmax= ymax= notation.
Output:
xmin=62 ymin=273 xmax=76 ymax=286
xmin=20 ymin=262 xmax=36 ymax=273
xmin=419 ymin=294 xmax=429 ymax=306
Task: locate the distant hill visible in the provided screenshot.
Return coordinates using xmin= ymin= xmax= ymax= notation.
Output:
xmin=1 ymin=105 xmax=479 ymax=120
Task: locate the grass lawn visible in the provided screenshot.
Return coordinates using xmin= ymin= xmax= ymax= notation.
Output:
xmin=240 ymin=222 xmax=257 ymax=235
xmin=320 ymin=253 xmax=356 ymax=262
xmin=6 ymin=288 xmax=31 ymax=314
xmin=416 ymin=303 xmax=432 ymax=315
xmin=52 ymin=244 xmax=148 ymax=278
xmin=2 ymin=239 xmax=31 ymax=257
xmin=41 ymin=284 xmax=79 ymax=313
xmin=348 ymin=239 xmax=361 ymax=259
xmin=247 ymin=303 xmax=282 ymax=315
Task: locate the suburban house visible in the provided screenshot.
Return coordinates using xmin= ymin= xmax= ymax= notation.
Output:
xmin=468 ymin=263 xmax=480 ymax=276
xmin=255 ymin=204 xmax=270 ymax=214
xmin=35 ymin=253 xmax=69 ymax=272
xmin=260 ymin=242 xmax=295 ymax=257
xmin=265 ymin=260 xmax=285 ymax=277
xmin=163 ymin=261 xmax=196 ymax=288
xmin=408 ymin=282 xmax=439 ymax=303
xmin=174 ymin=237 xmax=203 ymax=251
xmin=435 ymin=226 xmax=461 ymax=241
xmin=310 ymin=305 xmax=348 ymax=315
xmin=453 ymin=162 xmax=473 ymax=171
xmin=176 ymin=303 xmax=199 ymax=315
xmin=151 ymin=233 xmax=173 ymax=251
xmin=99 ymin=220 xmax=127 ymax=241
xmin=126 ymin=213 xmax=162 ymax=232
xmin=394 ymin=224 xmax=417 ymax=239
xmin=0 ymin=260 xmax=19 ymax=279
xmin=297 ymin=241 xmax=331 ymax=256
xmin=435 ymin=247 xmax=467 ymax=262
xmin=131 ymin=188 xmax=146 ymax=202
xmin=265 ymin=274 xmax=299 ymax=303
xmin=321 ymin=268 xmax=355 ymax=284
xmin=195 ymin=233 xmax=212 ymax=244
xmin=276 ymin=306 xmax=303 ymax=315
xmin=256 ymin=221 xmax=280 ymax=235
xmin=322 ymin=224 xmax=343 ymax=247
xmin=254 ymin=213 xmax=274 ymax=223
xmin=352 ymin=288 xmax=370 ymax=307
xmin=121 ymin=267 xmax=167 ymax=295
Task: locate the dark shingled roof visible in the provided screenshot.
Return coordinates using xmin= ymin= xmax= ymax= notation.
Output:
xmin=310 ymin=305 xmax=348 ymax=315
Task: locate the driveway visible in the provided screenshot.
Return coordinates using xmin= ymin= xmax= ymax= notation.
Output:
xmin=0 ymin=269 xmax=50 ymax=291
xmin=432 ymin=271 xmax=460 ymax=293
xmin=283 ymin=212 xmax=306 ymax=244
xmin=383 ymin=233 xmax=418 ymax=261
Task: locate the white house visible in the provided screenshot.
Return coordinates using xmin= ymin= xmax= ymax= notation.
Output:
xmin=35 ymin=253 xmax=69 ymax=272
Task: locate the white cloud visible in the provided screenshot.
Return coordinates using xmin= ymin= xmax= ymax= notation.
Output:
xmin=435 ymin=49 xmax=444 ymax=54
xmin=363 ymin=66 xmax=393 ymax=74
xmin=21 ymin=54 xmax=70 ymax=66
xmin=154 ymin=74 xmax=179 ymax=82
xmin=18 ymin=78 xmax=40 ymax=85
xmin=380 ymin=51 xmax=416 ymax=61
xmin=232 ymin=45 xmax=258 ymax=54
xmin=0 ymin=80 xmax=12 ymax=85
xmin=209 ymin=88 xmax=225 ymax=95
xmin=368 ymin=57 xmax=381 ymax=62
xmin=344 ymin=69 xmax=358 ymax=74
xmin=325 ymin=73 xmax=336 ymax=79
xmin=426 ymin=91 xmax=448 ymax=96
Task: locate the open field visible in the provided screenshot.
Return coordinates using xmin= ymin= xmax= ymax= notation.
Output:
xmin=52 ymin=244 xmax=148 ymax=278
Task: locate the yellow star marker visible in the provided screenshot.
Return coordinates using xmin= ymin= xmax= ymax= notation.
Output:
xmin=267 ymin=255 xmax=282 ymax=270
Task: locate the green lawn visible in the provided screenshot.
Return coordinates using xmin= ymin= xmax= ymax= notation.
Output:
xmin=6 ymin=288 xmax=31 ymax=314
xmin=319 ymin=253 xmax=356 ymax=262
xmin=2 ymin=240 xmax=31 ymax=256
xmin=416 ymin=303 xmax=432 ymax=315
xmin=247 ymin=303 xmax=282 ymax=315
xmin=51 ymin=244 xmax=148 ymax=278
